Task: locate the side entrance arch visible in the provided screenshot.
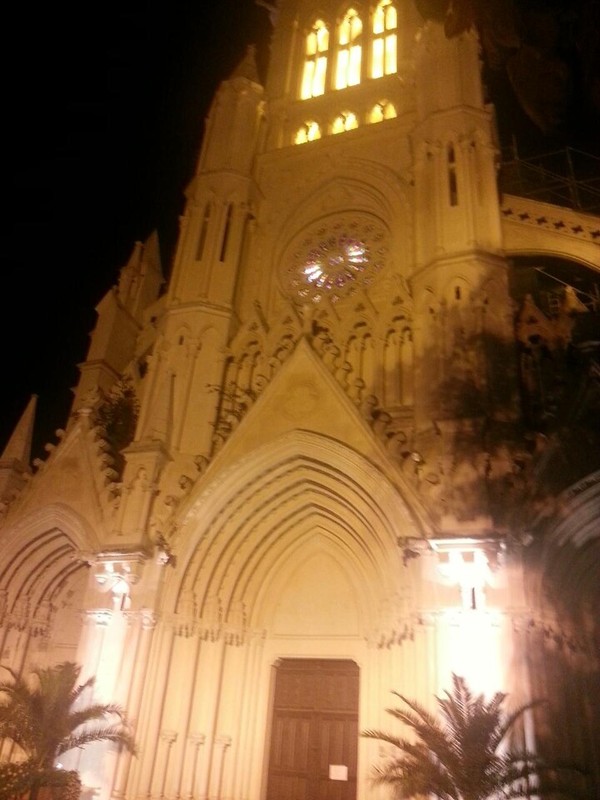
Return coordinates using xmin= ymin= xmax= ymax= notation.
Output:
xmin=266 ymin=659 xmax=359 ymax=800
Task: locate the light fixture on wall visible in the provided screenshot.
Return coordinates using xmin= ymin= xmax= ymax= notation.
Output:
xmin=430 ymin=537 xmax=503 ymax=610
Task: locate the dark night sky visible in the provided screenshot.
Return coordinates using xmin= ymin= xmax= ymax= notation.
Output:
xmin=2 ymin=1 xmax=598 ymax=463
xmin=2 ymin=2 xmax=271 ymax=462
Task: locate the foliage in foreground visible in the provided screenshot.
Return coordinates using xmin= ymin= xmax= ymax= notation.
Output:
xmin=362 ymin=673 xmax=584 ymax=799
xmin=0 ymin=661 xmax=136 ymax=776
xmin=0 ymin=762 xmax=81 ymax=800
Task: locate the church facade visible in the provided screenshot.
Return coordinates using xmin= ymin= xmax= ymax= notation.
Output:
xmin=1 ymin=2 xmax=599 ymax=798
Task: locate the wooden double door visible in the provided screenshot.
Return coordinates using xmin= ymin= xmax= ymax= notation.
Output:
xmin=266 ymin=659 xmax=359 ymax=800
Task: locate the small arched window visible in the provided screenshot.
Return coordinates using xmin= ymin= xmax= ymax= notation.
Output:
xmin=368 ymin=100 xmax=396 ymax=123
xmin=371 ymin=0 xmax=397 ymax=78
xmin=295 ymin=121 xmax=322 ymax=144
xmin=336 ymin=9 xmax=362 ymax=89
xmin=331 ymin=110 xmax=358 ymax=134
xmin=301 ymin=19 xmax=329 ymax=98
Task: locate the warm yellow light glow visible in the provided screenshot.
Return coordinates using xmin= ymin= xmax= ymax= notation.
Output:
xmin=301 ymin=20 xmax=329 ymax=98
xmin=294 ymin=121 xmax=321 ymax=144
xmin=372 ymin=39 xmax=384 ymax=79
xmin=432 ymin=539 xmax=505 ymax=699
xmin=339 ymin=8 xmax=362 ymax=45
xmin=444 ymin=610 xmax=504 ymax=700
xmin=369 ymin=100 xmax=396 ymax=123
xmin=331 ymin=111 xmax=358 ymax=134
xmin=373 ymin=0 xmax=397 ymax=34
xmin=336 ymin=50 xmax=349 ymax=88
xmin=336 ymin=9 xmax=362 ymax=89
xmin=437 ymin=548 xmax=491 ymax=609
xmin=371 ymin=1 xmax=397 ymax=78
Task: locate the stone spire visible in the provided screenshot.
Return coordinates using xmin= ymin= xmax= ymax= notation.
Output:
xmin=231 ymin=44 xmax=260 ymax=83
xmin=0 ymin=394 xmax=36 ymax=465
xmin=0 ymin=394 xmax=37 ymax=509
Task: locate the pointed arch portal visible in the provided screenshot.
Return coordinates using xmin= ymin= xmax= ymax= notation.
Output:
xmin=172 ymin=430 xmax=418 ymax=634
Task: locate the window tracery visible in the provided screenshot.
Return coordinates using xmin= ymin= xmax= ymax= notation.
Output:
xmin=336 ymin=8 xmax=362 ymax=89
xmin=294 ymin=5 xmax=399 ymax=144
xmin=282 ymin=214 xmax=388 ymax=304
xmin=331 ymin=110 xmax=358 ymax=134
xmin=369 ymin=100 xmax=396 ymax=123
xmin=371 ymin=0 xmax=397 ymax=78
xmin=301 ymin=19 xmax=329 ymax=98
xmin=295 ymin=120 xmax=322 ymax=144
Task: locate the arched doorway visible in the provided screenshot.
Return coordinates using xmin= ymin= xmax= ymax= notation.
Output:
xmin=266 ymin=659 xmax=359 ymax=800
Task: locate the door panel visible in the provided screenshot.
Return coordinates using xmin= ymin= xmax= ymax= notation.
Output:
xmin=266 ymin=659 xmax=359 ymax=800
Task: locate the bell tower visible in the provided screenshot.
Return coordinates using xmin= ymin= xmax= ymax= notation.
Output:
xmin=109 ymin=46 xmax=265 ymax=546
xmin=410 ymin=21 xmax=516 ymax=435
xmin=242 ymin=0 xmax=519 ymax=535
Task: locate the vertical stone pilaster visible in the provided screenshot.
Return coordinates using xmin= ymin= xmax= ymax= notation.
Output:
xmin=184 ymin=733 xmax=206 ymax=800
xmin=196 ymin=638 xmax=227 ymax=800
xmin=236 ymin=631 xmax=267 ymax=800
xmin=209 ymin=735 xmax=231 ymax=800
xmin=158 ymin=730 xmax=178 ymax=799
xmin=135 ymin=623 xmax=176 ymax=799
xmin=111 ymin=610 xmax=157 ymax=800
xmin=169 ymin=633 xmax=203 ymax=800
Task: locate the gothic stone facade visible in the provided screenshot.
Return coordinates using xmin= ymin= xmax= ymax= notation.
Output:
xmin=1 ymin=3 xmax=599 ymax=799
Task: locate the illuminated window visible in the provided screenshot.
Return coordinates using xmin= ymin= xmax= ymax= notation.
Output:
xmin=336 ymin=9 xmax=362 ymax=89
xmin=295 ymin=121 xmax=322 ymax=144
xmin=368 ymin=100 xmax=396 ymax=123
xmin=283 ymin=214 xmax=389 ymax=304
xmin=331 ymin=111 xmax=358 ymax=134
xmin=301 ymin=19 xmax=329 ymax=98
xmin=371 ymin=0 xmax=397 ymax=78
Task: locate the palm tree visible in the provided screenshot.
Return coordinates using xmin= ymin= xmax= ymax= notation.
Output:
xmin=0 ymin=661 xmax=135 ymax=791
xmin=362 ymin=673 xmax=583 ymax=799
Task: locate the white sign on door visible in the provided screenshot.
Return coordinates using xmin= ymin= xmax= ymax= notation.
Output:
xmin=329 ymin=765 xmax=348 ymax=781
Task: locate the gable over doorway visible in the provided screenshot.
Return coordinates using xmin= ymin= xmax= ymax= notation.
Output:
xmin=266 ymin=659 xmax=359 ymax=800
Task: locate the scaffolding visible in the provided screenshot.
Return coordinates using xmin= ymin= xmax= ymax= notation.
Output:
xmin=499 ymin=146 xmax=600 ymax=214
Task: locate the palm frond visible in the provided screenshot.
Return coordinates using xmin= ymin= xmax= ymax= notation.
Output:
xmin=59 ymin=725 xmax=137 ymax=757
xmin=0 ymin=661 xmax=136 ymax=769
xmin=361 ymin=673 xmax=581 ymax=800
xmin=67 ymin=703 xmax=127 ymax=730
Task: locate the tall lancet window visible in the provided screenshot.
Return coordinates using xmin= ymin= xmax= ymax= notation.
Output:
xmin=371 ymin=0 xmax=397 ymax=78
xmin=336 ymin=9 xmax=362 ymax=89
xmin=220 ymin=203 xmax=233 ymax=262
xmin=301 ymin=19 xmax=329 ymax=98
xmin=195 ymin=203 xmax=211 ymax=261
xmin=447 ymin=143 xmax=458 ymax=206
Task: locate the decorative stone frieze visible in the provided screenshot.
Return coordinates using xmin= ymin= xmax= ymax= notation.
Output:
xmin=92 ymin=552 xmax=147 ymax=603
